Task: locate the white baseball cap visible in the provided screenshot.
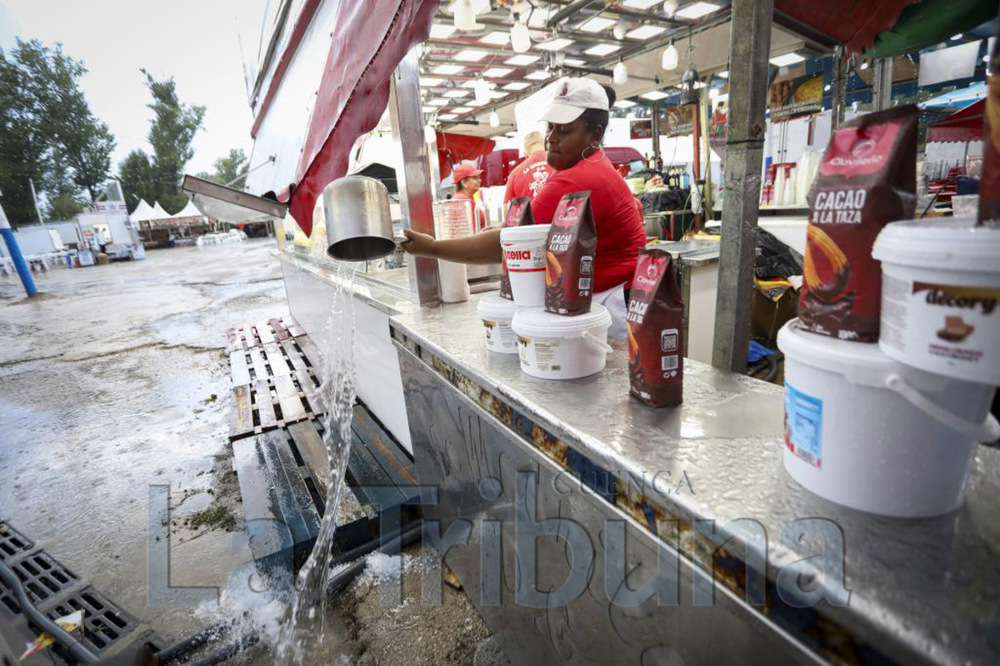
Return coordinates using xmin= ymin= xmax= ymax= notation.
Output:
xmin=538 ymin=77 xmax=610 ymax=125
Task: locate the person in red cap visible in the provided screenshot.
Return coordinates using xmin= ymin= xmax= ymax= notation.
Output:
xmin=403 ymin=78 xmax=645 ymax=336
xmin=451 ymin=162 xmax=488 ymax=232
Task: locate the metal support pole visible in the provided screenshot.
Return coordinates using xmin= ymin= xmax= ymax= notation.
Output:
xmin=831 ymin=45 xmax=846 ymax=129
xmin=701 ymin=88 xmax=713 ymax=220
xmin=389 ymin=46 xmax=440 ymax=306
xmin=0 ymin=199 xmax=38 ymax=298
xmin=29 ymin=178 xmax=44 ymax=225
xmin=651 ymin=101 xmax=662 ymax=169
xmin=873 ymin=57 xmax=894 ymax=112
xmin=712 ymin=0 xmax=774 ymax=373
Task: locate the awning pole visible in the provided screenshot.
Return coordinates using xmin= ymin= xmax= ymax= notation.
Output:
xmin=831 ymin=45 xmax=846 ymax=129
xmin=873 ymin=57 xmax=894 ymax=112
xmin=389 ymin=46 xmax=440 ymax=307
xmin=712 ymin=0 xmax=774 ymax=373
xmin=651 ymin=101 xmax=662 ymax=170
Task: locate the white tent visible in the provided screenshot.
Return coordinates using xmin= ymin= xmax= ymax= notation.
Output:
xmin=129 ymin=199 xmax=155 ymax=222
xmin=173 ymin=199 xmax=207 ymax=221
xmin=150 ymin=202 xmax=172 ymax=220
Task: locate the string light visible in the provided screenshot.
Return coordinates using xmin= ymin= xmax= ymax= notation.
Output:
xmin=662 ymin=41 xmax=679 ymax=70
xmin=613 ymin=59 xmax=628 ymax=85
xmin=663 ymin=0 xmax=678 ymax=18
xmin=454 ymin=0 xmax=476 ymax=31
xmin=489 ymin=110 xmax=500 ymax=127
xmin=511 ymin=14 xmax=531 ymax=53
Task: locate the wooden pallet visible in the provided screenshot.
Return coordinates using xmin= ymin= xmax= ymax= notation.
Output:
xmin=226 ymin=316 xmax=306 ymax=352
xmin=230 ymin=370 xmax=325 ymax=441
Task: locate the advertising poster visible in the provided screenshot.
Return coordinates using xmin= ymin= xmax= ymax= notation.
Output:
xmin=768 ymin=72 xmax=823 ymax=121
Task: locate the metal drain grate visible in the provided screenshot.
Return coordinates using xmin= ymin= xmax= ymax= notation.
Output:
xmin=0 ymin=579 xmax=23 ymax=617
xmin=10 ymin=551 xmax=78 ymax=604
xmin=45 ymin=586 xmax=140 ymax=654
xmin=0 ymin=521 xmax=34 ymax=562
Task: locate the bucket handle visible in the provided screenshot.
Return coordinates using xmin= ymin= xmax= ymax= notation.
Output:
xmin=885 ymin=375 xmax=1000 ymax=442
xmin=581 ymin=330 xmax=614 ymax=354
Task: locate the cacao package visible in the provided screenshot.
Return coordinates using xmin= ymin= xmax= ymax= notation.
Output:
xmin=500 ymin=197 xmax=534 ymax=300
xmin=544 ymin=191 xmax=596 ymax=315
xmin=799 ymin=105 xmax=918 ymax=342
xmin=979 ymin=30 xmax=1000 ymax=228
xmin=627 ymin=248 xmax=684 ymax=407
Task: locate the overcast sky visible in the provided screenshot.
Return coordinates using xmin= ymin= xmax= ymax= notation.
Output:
xmin=0 ymin=0 xmax=264 ymax=178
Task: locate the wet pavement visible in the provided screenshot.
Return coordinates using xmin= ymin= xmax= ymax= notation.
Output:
xmin=0 ymin=240 xmax=494 ymax=663
xmin=0 ymin=240 xmax=288 ymax=643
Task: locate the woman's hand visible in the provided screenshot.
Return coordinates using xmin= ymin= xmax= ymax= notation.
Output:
xmin=400 ymin=228 xmax=437 ymax=257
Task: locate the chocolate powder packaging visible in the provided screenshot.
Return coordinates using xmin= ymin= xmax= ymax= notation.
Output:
xmin=627 ymin=248 xmax=683 ymax=407
xmin=499 ymin=197 xmax=533 ymax=300
xmin=544 ymin=191 xmax=596 ymax=315
xmin=799 ymin=105 xmax=918 ymax=342
xmin=979 ymin=31 xmax=1000 ymax=228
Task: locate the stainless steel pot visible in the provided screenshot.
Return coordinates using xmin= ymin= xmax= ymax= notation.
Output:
xmin=323 ymin=176 xmax=397 ymax=261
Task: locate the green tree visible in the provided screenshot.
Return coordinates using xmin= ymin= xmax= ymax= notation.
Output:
xmin=198 ymin=148 xmax=249 ymax=189
xmin=0 ymin=39 xmax=116 ymax=226
xmin=48 ymin=194 xmax=87 ymax=221
xmin=142 ymin=69 xmax=205 ymax=212
xmin=118 ymin=149 xmax=156 ymax=209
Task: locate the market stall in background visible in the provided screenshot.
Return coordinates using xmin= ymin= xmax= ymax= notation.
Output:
xmin=179 ymin=1 xmax=1000 ymax=664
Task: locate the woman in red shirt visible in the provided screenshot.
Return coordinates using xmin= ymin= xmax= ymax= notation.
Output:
xmin=402 ymin=78 xmax=646 ymax=334
xmin=451 ymin=163 xmax=488 ymax=231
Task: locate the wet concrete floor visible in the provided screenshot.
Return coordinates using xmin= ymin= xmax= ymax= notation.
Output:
xmin=0 ymin=240 xmax=493 ymax=663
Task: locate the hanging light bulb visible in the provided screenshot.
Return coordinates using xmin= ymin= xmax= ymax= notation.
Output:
xmin=454 ymin=0 xmax=476 ymax=31
xmin=613 ymin=59 xmax=628 ymax=86
xmin=489 ymin=110 xmax=500 ymax=127
xmin=662 ymin=41 xmax=679 ymax=71
xmin=663 ymin=0 xmax=678 ymax=18
xmin=510 ymin=14 xmax=531 ymax=53
xmin=424 ymin=123 xmax=437 ymax=144
xmin=613 ymin=22 xmax=627 ymax=41
xmin=473 ymin=78 xmax=490 ymax=105
xmin=709 ymin=87 xmax=720 ymax=99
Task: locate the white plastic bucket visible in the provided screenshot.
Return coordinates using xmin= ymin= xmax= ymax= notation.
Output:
xmin=872 ymin=217 xmax=1000 ymax=385
xmin=511 ymin=305 xmax=613 ymax=380
xmin=778 ymin=319 xmax=999 ymax=518
xmin=500 ymin=224 xmax=550 ymax=307
xmin=477 ymin=295 xmax=520 ymax=354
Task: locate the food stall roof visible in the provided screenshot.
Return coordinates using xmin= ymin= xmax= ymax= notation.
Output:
xmin=918 ymin=81 xmax=987 ymax=110
xmin=926 ymin=98 xmax=986 ymax=143
xmin=128 ymin=199 xmax=155 ymax=222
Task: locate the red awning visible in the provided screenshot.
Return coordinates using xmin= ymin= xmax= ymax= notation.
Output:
xmin=436 ymin=132 xmax=497 ymax=180
xmin=927 ymin=99 xmax=986 ymax=143
xmin=282 ymin=0 xmax=439 ymax=236
xmin=774 ymin=0 xmax=918 ymax=54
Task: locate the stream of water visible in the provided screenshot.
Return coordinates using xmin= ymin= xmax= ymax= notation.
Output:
xmin=275 ymin=260 xmax=358 ymax=663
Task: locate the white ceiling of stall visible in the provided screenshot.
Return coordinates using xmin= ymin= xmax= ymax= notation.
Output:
xmin=418 ymin=1 xmax=813 ymax=138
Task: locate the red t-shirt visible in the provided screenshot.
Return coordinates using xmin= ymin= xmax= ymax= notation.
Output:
xmin=504 ymin=151 xmax=554 ymax=204
xmin=530 ymin=151 xmax=646 ymax=293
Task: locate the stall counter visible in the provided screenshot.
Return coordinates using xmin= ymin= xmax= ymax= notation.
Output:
xmin=388 ymin=290 xmax=1000 ymax=666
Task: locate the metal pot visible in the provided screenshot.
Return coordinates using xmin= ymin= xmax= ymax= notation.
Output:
xmin=323 ymin=176 xmax=397 ymax=261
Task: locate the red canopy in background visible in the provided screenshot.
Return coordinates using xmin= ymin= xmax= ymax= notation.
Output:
xmin=436 ymin=132 xmax=496 ymax=180
xmin=774 ymin=0 xmax=918 ymax=54
xmin=283 ymin=0 xmax=439 ymax=236
xmin=927 ymin=99 xmax=986 ymax=143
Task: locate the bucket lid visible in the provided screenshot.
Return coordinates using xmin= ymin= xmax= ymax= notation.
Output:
xmin=511 ymin=304 xmax=611 ymax=338
xmin=872 ymin=217 xmax=1000 ymax=273
xmin=501 ymin=224 xmax=550 ymax=244
xmin=477 ymin=294 xmax=521 ymax=319
xmin=777 ymin=319 xmax=894 ymax=386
